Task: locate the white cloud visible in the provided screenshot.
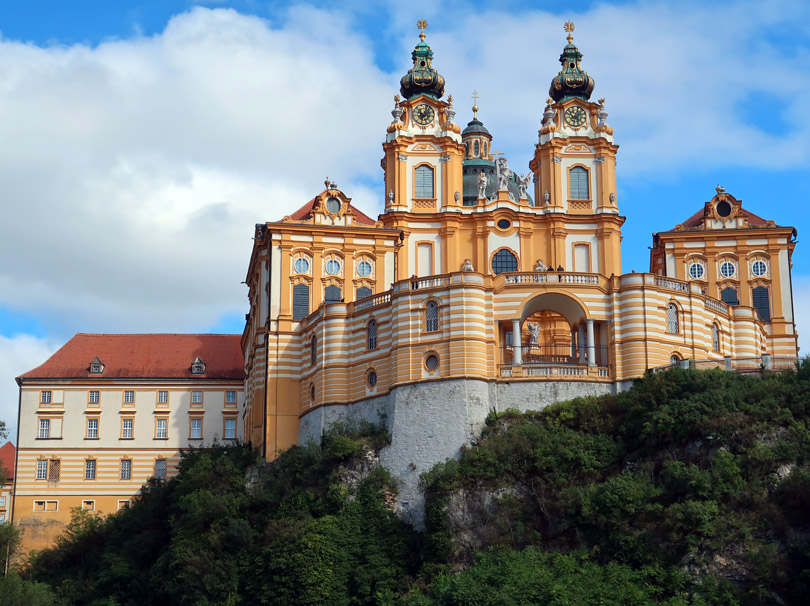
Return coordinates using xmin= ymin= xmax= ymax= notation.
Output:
xmin=0 ymin=335 xmax=61 ymax=444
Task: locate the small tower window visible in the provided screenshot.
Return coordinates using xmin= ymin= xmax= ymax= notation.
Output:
xmin=569 ymin=167 xmax=589 ymax=199
xmin=191 ymin=357 xmax=205 ymax=375
xmin=474 ymin=140 xmax=480 ymax=157
xmin=415 ymin=165 xmax=434 ymax=198
xmin=293 ymin=283 xmax=310 ymax=321
xmin=425 ymin=301 xmax=439 ymax=332
xmin=483 ymin=141 xmax=488 ymax=157
xmin=666 ymin=303 xmax=679 ymax=334
xmin=368 ymin=319 xmax=378 ymax=350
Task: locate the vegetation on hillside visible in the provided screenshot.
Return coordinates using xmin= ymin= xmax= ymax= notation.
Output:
xmin=10 ymin=365 xmax=810 ymax=605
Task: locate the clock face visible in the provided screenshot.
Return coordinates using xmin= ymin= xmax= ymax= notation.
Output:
xmin=564 ymin=106 xmax=587 ymax=128
xmin=412 ymin=103 xmax=435 ymax=126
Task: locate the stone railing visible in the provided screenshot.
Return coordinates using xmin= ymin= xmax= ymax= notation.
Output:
xmin=354 ymin=291 xmax=391 ymax=311
xmin=503 ymin=272 xmax=600 ymax=285
xmin=654 ymin=276 xmax=688 ymax=292
xmin=704 ymin=298 xmax=728 ymax=314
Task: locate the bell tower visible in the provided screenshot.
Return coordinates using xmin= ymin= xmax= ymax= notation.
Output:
xmin=529 ymin=22 xmax=624 ymax=277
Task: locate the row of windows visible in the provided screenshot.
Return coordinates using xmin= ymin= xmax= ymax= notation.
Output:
xmin=36 ymin=458 xmax=170 ymax=482
xmin=293 ymin=256 xmax=374 ymax=277
xmin=37 ymin=417 xmax=237 ymax=440
xmin=32 ymin=499 xmax=132 ymax=513
xmin=40 ymin=390 xmax=238 ymax=405
xmin=292 ymin=284 xmax=374 ymax=321
xmin=667 ymin=305 xmax=733 ymax=353
xmin=688 ymin=259 xmax=768 ymax=280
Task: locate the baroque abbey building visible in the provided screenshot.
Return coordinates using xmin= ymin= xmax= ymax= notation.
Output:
xmin=12 ymin=23 xmax=799 ymax=543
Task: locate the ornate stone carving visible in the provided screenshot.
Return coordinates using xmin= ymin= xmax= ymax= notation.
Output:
xmin=461 ymin=259 xmax=474 ymax=272
xmin=518 ymin=173 xmax=531 ymax=198
xmin=543 ymin=190 xmax=551 ymax=205
xmin=477 ymin=171 xmax=488 ymax=199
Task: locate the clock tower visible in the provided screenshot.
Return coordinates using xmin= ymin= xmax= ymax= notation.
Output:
xmin=380 ymin=21 xmax=465 ymax=279
xmin=529 ymin=23 xmax=623 ymax=277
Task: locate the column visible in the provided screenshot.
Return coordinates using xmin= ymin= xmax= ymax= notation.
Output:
xmin=577 ymin=324 xmax=586 ymax=363
xmin=586 ymin=319 xmax=596 ymax=367
xmin=512 ymin=318 xmax=522 ymax=366
xmin=570 ymin=328 xmax=577 ymax=358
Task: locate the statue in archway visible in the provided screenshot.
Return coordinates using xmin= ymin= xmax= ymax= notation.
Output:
xmin=528 ymin=322 xmax=541 ymax=347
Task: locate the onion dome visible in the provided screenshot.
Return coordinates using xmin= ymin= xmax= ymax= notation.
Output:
xmin=549 ymin=22 xmax=595 ymax=103
xmin=400 ymin=21 xmax=445 ymax=101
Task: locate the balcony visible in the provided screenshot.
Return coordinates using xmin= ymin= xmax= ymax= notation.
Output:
xmin=500 ymin=345 xmax=611 ymax=380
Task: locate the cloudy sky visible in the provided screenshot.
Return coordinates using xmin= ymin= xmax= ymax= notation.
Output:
xmin=1 ymin=0 xmax=809 ymax=441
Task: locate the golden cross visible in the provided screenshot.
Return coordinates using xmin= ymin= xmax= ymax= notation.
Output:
xmin=417 ymin=19 xmax=428 ymax=33
xmin=471 ymin=90 xmax=479 ymax=119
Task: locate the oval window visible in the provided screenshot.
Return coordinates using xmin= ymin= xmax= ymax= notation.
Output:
xmin=357 ymin=260 xmax=373 ymax=277
xmin=716 ymin=201 xmax=732 ymax=217
xmin=367 ymin=371 xmax=377 ymax=388
xmin=719 ymin=261 xmax=735 ymax=278
xmin=325 ymin=197 xmax=341 ymax=214
xmin=752 ymin=260 xmax=767 ymax=277
xmin=325 ymin=259 xmax=341 ymax=275
xmin=294 ymin=257 xmax=310 ymax=274
xmin=425 ymin=354 xmax=439 ymax=371
xmin=688 ymin=262 xmax=705 ymax=279
xmin=497 ymin=219 xmax=511 ymax=230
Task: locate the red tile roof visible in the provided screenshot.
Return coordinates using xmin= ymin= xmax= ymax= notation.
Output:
xmin=671 ymin=207 xmax=771 ymax=231
xmin=18 ymin=334 xmax=243 ymax=381
xmin=0 ymin=442 xmax=15 ymax=481
xmin=285 ymin=196 xmax=377 ymax=225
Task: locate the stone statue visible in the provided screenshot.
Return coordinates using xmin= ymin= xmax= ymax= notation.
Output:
xmin=461 ymin=259 xmax=474 ymax=272
xmin=391 ymin=96 xmax=404 ymax=124
xmin=477 ymin=171 xmax=488 ymax=199
xmin=518 ymin=173 xmax=531 ymax=198
xmin=497 ymin=158 xmax=511 ymax=191
xmin=528 ymin=322 xmax=540 ymax=346
xmin=543 ymin=189 xmax=551 ymax=205
xmin=534 ymin=259 xmax=547 ymax=271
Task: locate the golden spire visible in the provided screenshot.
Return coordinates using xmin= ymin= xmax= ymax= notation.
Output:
xmin=472 ymin=90 xmax=479 ymax=119
xmin=564 ymin=21 xmax=575 ymax=44
xmin=417 ymin=19 xmax=428 ymax=42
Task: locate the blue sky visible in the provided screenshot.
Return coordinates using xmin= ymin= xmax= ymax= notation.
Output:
xmin=1 ymin=0 xmax=809 ymax=441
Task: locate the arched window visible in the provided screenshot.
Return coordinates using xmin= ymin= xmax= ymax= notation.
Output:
xmin=569 ymin=166 xmax=589 ymax=199
xmin=425 ymin=300 xmax=439 ymax=332
xmin=324 ymin=284 xmax=341 ymax=303
xmin=310 ymin=335 xmax=317 ymax=366
xmin=483 ymin=141 xmax=488 ymax=157
xmin=357 ymin=286 xmax=372 ymax=300
xmin=752 ymin=286 xmax=771 ymax=322
xmin=368 ymin=320 xmax=377 ymax=350
xmin=666 ymin=303 xmax=679 ymax=334
xmin=721 ymin=287 xmax=739 ymax=305
xmin=415 ymin=165 xmax=434 ymax=198
xmin=670 ymin=354 xmax=680 ymax=367
xmin=712 ymin=323 xmax=720 ymax=352
xmin=474 ymin=140 xmax=480 ymax=157
xmin=491 ymin=249 xmax=518 ymax=275
xmin=465 ymin=142 xmax=469 ymax=158
xmin=293 ymin=283 xmax=309 ymax=321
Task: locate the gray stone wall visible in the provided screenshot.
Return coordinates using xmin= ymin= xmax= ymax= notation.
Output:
xmin=299 ymin=378 xmax=616 ymax=528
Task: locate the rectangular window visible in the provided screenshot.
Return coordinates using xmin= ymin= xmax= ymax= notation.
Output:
xmin=89 ymin=390 xmax=100 ymax=404
xmin=190 ymin=418 xmax=202 ymax=439
xmin=34 ymin=501 xmax=45 ymax=512
xmin=45 ymin=500 xmax=58 ymax=511
xmin=157 ymin=390 xmax=168 ymax=404
xmin=225 ymin=390 xmax=237 ymax=404
xmin=156 ymin=418 xmax=167 ymax=439
xmin=36 ymin=460 xmax=47 ymax=480
xmin=47 ymin=460 xmax=60 ymax=481
xmin=87 ymin=418 xmax=99 ymax=439
xmin=224 ymin=418 xmax=237 ymax=440
xmin=414 ymin=165 xmax=435 ymax=198
xmin=40 ymin=391 xmax=52 ymax=404
xmin=293 ymin=283 xmax=310 ymax=321
xmin=122 ymin=418 xmax=133 ymax=439
xmin=82 ymin=500 xmax=95 ymax=511
xmin=85 ymin=459 xmax=96 ymax=480
xmin=120 ymin=459 xmax=131 ymax=480
xmin=124 ymin=390 xmax=135 ymax=404
xmin=154 ymin=459 xmax=166 ymax=480
xmin=38 ymin=418 xmax=50 ymax=439
xmin=417 ymin=243 xmax=433 ymax=277
xmin=573 ymin=243 xmax=591 ymax=273
xmin=191 ymin=390 xmax=203 ymax=404
xmin=0 ymin=496 xmax=6 ymax=507
xmin=0 ymin=513 xmax=4 ymax=523
xmin=117 ymin=500 xmax=130 ymax=511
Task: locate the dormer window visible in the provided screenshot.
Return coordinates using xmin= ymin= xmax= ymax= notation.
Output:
xmin=89 ymin=357 xmax=104 ymax=374
xmin=191 ymin=357 xmax=206 ymax=375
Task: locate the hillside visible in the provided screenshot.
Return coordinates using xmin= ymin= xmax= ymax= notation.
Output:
xmin=10 ymin=364 xmax=810 ymax=605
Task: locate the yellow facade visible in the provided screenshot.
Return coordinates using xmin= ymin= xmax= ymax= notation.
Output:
xmin=243 ymin=28 xmax=799 ymax=459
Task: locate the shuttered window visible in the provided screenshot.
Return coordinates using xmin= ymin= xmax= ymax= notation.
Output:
xmin=721 ymin=287 xmax=739 ymax=305
xmin=324 ymin=284 xmax=341 ymax=303
xmin=357 ymin=286 xmax=372 ymax=300
xmin=415 ymin=165 xmax=434 ymax=198
xmin=752 ymin=286 xmax=770 ymax=322
xmin=293 ymin=283 xmax=309 ymax=321
xmin=569 ymin=167 xmax=589 ymax=199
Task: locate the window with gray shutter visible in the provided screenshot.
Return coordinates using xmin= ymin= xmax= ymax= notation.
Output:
xmin=752 ymin=286 xmax=770 ymax=322
xmin=721 ymin=287 xmax=739 ymax=305
xmin=356 ymin=286 xmax=372 ymax=300
xmin=324 ymin=284 xmax=341 ymax=303
xmin=569 ymin=167 xmax=589 ymax=199
xmin=293 ymin=283 xmax=309 ymax=320
xmin=415 ymin=165 xmax=434 ymax=198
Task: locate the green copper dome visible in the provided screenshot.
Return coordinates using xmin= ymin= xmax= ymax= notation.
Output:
xmin=461 ymin=118 xmax=490 ymax=137
xmin=549 ymin=29 xmax=595 ymax=103
xmin=400 ymin=30 xmax=445 ymax=100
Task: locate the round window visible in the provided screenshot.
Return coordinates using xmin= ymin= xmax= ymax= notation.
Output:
xmin=294 ymin=257 xmax=310 ymax=274
xmin=425 ymin=354 xmax=439 ymax=372
xmin=716 ymin=201 xmax=732 ymax=217
xmin=325 ymin=197 xmax=341 ymax=214
xmin=357 ymin=260 xmax=373 ymax=277
xmin=367 ymin=371 xmax=377 ymax=388
xmin=325 ymin=259 xmax=341 ymax=275
xmin=497 ymin=219 xmax=511 ymax=230
xmin=688 ymin=262 xmax=705 ymax=279
xmin=752 ymin=260 xmax=767 ymax=277
xmin=719 ymin=261 xmax=735 ymax=278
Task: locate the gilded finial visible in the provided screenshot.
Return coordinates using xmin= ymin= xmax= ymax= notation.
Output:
xmin=448 ymin=94 xmax=453 ymax=104
xmin=417 ymin=19 xmax=428 ymax=42
xmin=598 ymin=97 xmax=605 ymax=107
xmin=564 ymin=21 xmax=575 ymax=44
xmin=472 ymin=90 xmax=479 ymax=119
xmin=546 ymin=96 xmax=554 ymax=107
xmin=394 ymin=94 xmax=401 ymax=104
